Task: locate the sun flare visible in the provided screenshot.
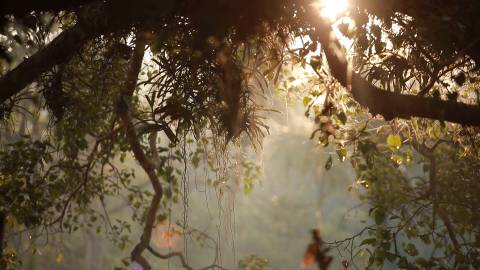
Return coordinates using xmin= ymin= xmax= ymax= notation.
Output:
xmin=316 ymin=0 xmax=349 ymax=21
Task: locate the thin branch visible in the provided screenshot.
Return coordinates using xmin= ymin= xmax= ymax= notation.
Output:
xmin=147 ymin=246 xmax=228 ymax=270
xmin=147 ymin=246 xmax=193 ymax=270
xmin=413 ymin=142 xmax=461 ymax=253
xmin=437 ymin=208 xmax=460 ymax=253
xmin=47 ymin=138 xmax=102 ymax=226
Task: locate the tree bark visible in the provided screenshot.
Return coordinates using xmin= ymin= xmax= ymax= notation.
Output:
xmin=2 ymin=3 xmax=480 ymax=126
xmin=0 ymin=0 xmax=175 ymax=104
xmin=116 ymin=33 xmax=164 ymax=270
xmin=314 ymin=19 xmax=480 ymax=126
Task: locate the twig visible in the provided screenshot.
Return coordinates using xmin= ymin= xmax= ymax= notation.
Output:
xmin=147 ymin=246 xmax=228 ymax=270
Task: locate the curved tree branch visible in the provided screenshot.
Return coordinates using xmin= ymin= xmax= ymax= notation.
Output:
xmin=147 ymin=245 xmax=227 ymax=270
xmin=147 ymin=246 xmax=194 ymax=270
xmin=116 ymin=33 xmax=161 ymax=270
xmin=415 ymin=144 xmax=461 ymax=253
xmin=0 ymin=24 xmax=91 ymax=104
xmin=314 ymin=19 xmax=480 ymax=126
xmin=0 ymin=1 xmax=112 ymax=104
xmin=0 ymin=0 xmax=175 ymax=104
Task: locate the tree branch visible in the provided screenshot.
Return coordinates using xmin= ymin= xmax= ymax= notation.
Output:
xmin=0 ymin=0 xmax=175 ymax=104
xmin=116 ymin=33 xmax=163 ymax=270
xmin=415 ymin=144 xmax=461 ymax=253
xmin=0 ymin=24 xmax=90 ymax=104
xmin=314 ymin=19 xmax=480 ymax=126
xmin=147 ymin=246 xmax=193 ymax=270
xmin=147 ymin=245 xmax=227 ymax=270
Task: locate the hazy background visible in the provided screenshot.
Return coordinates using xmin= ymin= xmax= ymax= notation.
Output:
xmin=13 ymin=102 xmax=368 ymax=270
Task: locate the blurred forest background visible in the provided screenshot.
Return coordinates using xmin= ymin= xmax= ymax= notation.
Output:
xmin=2 ymin=0 xmax=480 ymax=269
xmin=9 ymin=101 xmax=367 ymax=270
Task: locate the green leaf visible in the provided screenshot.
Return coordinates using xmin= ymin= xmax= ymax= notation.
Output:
xmin=385 ymin=252 xmax=396 ymax=262
xmin=360 ymin=238 xmax=376 ymax=246
xmin=404 ymin=243 xmax=419 ymax=256
xmin=374 ymin=209 xmax=386 ymax=225
xmin=398 ymin=257 xmax=409 ymax=268
xmin=336 ymin=111 xmax=347 ymax=125
xmin=420 ymin=234 xmax=431 ymax=244
xmin=387 ymin=134 xmax=402 ymax=150
xmin=325 ymin=155 xmax=333 ymax=170
xmin=391 ymin=154 xmax=403 ymax=165
xmin=336 ymin=147 xmax=347 ymax=162
xmin=56 ymin=252 xmax=63 ymax=263
xmin=303 ymin=96 xmax=312 ymax=106
xmin=191 ymin=155 xmax=200 ymax=168
xmin=415 ymin=257 xmax=436 ymax=268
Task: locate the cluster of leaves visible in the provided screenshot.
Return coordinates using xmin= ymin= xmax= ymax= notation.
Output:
xmin=0 ymin=37 xmax=139 ymax=265
xmin=4 ymin=0 xmax=480 ymax=268
xmin=347 ymin=0 xmax=480 ymax=99
xmin=0 ymin=2 xmax=298 ymax=264
xmin=289 ymin=6 xmax=480 ymax=267
xmin=240 ymin=161 xmax=262 ymax=195
xmin=0 ymin=248 xmax=18 ymax=270
xmin=339 ymin=130 xmax=480 ymax=269
xmin=238 ymin=254 xmax=270 ymax=270
xmin=301 ymin=79 xmax=480 ymax=268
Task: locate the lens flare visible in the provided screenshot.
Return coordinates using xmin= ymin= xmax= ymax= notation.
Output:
xmin=151 ymin=222 xmax=182 ymax=250
xmin=315 ymin=0 xmax=349 ymax=21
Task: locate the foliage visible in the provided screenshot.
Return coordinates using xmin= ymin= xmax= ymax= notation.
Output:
xmin=238 ymin=255 xmax=270 ymax=270
xmin=1 ymin=0 xmax=480 ymax=269
xmin=322 ymin=129 xmax=480 ymax=269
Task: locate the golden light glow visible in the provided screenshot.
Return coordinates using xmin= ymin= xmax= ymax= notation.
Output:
xmin=315 ymin=0 xmax=349 ymax=21
xmin=151 ymin=222 xmax=182 ymax=250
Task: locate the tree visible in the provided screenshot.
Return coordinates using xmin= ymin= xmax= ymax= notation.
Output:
xmin=1 ymin=0 xmax=480 ymax=269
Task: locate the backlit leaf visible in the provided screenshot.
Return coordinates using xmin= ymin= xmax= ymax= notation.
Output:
xmin=56 ymin=252 xmax=63 ymax=263
xmin=336 ymin=148 xmax=347 ymax=162
xmin=387 ymin=134 xmax=401 ymax=150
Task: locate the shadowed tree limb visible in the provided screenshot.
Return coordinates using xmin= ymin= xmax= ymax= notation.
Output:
xmin=314 ymin=19 xmax=480 ymax=126
xmin=146 ymin=224 xmax=226 ymax=270
xmin=147 ymin=247 xmax=194 ymax=270
xmin=0 ymin=1 xmax=112 ymax=104
xmin=0 ymin=23 xmax=92 ymax=104
xmin=147 ymin=245 xmax=228 ymax=270
xmin=116 ymin=33 xmax=161 ymax=270
xmin=2 ymin=3 xmax=480 ymax=126
xmin=414 ymin=143 xmax=461 ymax=254
xmin=0 ymin=0 xmax=175 ymax=104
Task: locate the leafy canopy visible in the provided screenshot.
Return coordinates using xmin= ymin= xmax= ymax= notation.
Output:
xmin=1 ymin=0 xmax=480 ymax=269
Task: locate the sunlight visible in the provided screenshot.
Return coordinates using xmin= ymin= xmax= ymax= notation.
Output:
xmin=151 ymin=222 xmax=182 ymax=250
xmin=315 ymin=0 xmax=349 ymax=21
